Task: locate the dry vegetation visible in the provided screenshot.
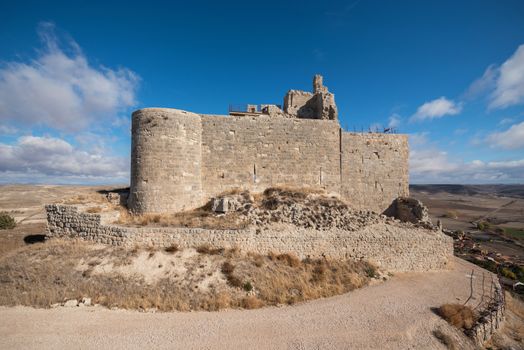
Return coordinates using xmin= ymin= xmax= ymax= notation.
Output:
xmin=0 ymin=239 xmax=375 ymax=311
xmin=437 ymin=304 xmax=477 ymax=330
xmin=0 ymin=212 xmax=16 ymax=230
xmin=116 ymin=207 xmax=250 ymax=229
xmin=432 ymin=328 xmax=459 ymax=350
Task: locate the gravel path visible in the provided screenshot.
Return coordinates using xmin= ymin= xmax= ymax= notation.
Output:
xmin=0 ymin=258 xmax=484 ymax=349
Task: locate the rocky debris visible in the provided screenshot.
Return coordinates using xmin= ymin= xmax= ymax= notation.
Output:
xmin=106 ymin=192 xmax=128 ymax=207
xmin=63 ymin=299 xmax=78 ymax=307
xmin=211 ymin=188 xmax=383 ymax=231
xmin=53 ymin=297 xmax=93 ymax=308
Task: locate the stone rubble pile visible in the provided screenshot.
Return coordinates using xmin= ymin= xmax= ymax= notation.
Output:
xmin=212 ymin=189 xmax=396 ymax=231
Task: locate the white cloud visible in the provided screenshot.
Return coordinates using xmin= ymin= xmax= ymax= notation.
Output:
xmin=489 ymin=44 xmax=524 ymax=109
xmin=0 ymin=125 xmax=18 ymax=135
xmin=409 ymin=135 xmax=524 ymax=183
xmin=388 ymin=114 xmax=400 ymax=129
xmin=410 ymin=149 xmax=524 ymax=183
xmin=486 ymin=121 xmax=524 ymax=149
xmin=0 ymin=22 xmax=139 ymax=132
xmin=410 ymin=97 xmax=462 ymax=122
xmin=0 ymin=136 xmax=128 ymax=184
xmin=409 ymin=132 xmax=430 ymax=146
xmin=465 ymin=44 xmax=524 ymax=110
xmin=498 ymin=118 xmax=514 ymax=125
xmin=453 ymin=128 xmax=468 ymax=136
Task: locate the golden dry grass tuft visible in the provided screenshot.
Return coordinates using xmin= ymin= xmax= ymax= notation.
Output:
xmin=0 ymin=239 xmax=375 ymax=312
xmin=437 ymin=304 xmax=477 ymax=330
xmin=433 ymin=329 xmax=458 ymax=350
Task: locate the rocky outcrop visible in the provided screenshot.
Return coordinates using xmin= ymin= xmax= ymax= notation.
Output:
xmin=386 ymin=197 xmax=432 ymax=227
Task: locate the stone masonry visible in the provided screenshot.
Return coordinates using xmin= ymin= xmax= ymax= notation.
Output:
xmin=128 ymin=75 xmax=409 ymax=214
xmin=46 ymin=204 xmax=452 ymax=272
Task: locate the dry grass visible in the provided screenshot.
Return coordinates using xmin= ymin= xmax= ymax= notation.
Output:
xmin=61 ymin=193 xmax=107 ymax=205
xmin=437 ymin=304 xmax=477 ymax=330
xmin=116 ymin=207 xmax=250 ymax=230
xmin=196 ymin=244 xmax=224 ymax=255
xmin=433 ymin=329 xmax=458 ymax=350
xmin=0 ymin=239 xmax=374 ymax=312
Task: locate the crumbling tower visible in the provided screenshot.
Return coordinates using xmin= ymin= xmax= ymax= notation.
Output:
xmin=283 ymin=74 xmax=338 ymax=120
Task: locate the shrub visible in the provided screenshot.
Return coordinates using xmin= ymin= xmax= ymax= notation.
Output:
xmin=437 ymin=304 xmax=476 ymax=330
xmin=86 ymin=207 xmax=102 ymax=213
xmin=221 ymin=261 xmax=235 ymax=274
xmin=0 ymin=212 xmax=16 ymax=230
xmin=476 ymin=221 xmax=490 ymax=231
xmin=241 ymin=296 xmax=264 ymax=309
xmin=196 ymin=244 xmax=224 ymax=255
xmin=443 ymin=210 xmax=458 ymax=219
xmin=274 ymin=253 xmax=301 ymax=268
xmin=501 ymin=268 xmax=517 ymax=280
xmin=243 ymin=281 xmax=253 ymax=292
xmin=365 ymin=265 xmax=377 ymax=278
xmin=164 ymin=244 xmax=179 ymax=254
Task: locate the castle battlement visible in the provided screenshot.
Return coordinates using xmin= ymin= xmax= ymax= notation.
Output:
xmin=128 ymin=76 xmax=409 ymax=214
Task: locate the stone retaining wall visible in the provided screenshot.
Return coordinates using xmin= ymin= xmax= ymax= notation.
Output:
xmin=466 ymin=279 xmax=506 ymax=346
xmin=46 ymin=204 xmax=453 ymax=272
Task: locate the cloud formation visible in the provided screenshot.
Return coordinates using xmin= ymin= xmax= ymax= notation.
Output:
xmin=410 ymin=97 xmax=462 ymax=122
xmin=0 ymin=136 xmax=128 ymax=184
xmin=486 ymin=121 xmax=524 ymax=149
xmin=466 ymin=44 xmax=524 ymax=110
xmin=0 ymin=22 xmax=139 ymax=132
xmin=489 ymin=44 xmax=524 ymax=109
xmin=409 ymin=136 xmax=524 ymax=183
xmin=388 ymin=114 xmax=400 ymax=129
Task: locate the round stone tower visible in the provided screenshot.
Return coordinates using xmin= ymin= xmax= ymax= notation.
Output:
xmin=128 ymin=108 xmax=202 ymax=214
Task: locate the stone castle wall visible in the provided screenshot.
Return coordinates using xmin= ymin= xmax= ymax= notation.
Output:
xmin=46 ymin=204 xmax=453 ymax=272
xmin=341 ymin=133 xmax=409 ymax=211
xmin=128 ymin=108 xmax=203 ymax=213
xmin=128 ymin=108 xmax=409 ymax=214
xmin=200 ymin=115 xmax=341 ymax=198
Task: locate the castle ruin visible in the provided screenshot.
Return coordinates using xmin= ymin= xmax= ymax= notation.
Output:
xmin=128 ymin=75 xmax=409 ymax=214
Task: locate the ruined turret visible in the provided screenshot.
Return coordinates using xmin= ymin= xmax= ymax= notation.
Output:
xmin=283 ymin=74 xmax=338 ymax=120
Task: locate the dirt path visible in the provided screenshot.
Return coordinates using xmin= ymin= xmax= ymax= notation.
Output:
xmin=0 ymin=258 xmax=486 ymax=350
xmin=476 ymin=199 xmax=517 ymax=224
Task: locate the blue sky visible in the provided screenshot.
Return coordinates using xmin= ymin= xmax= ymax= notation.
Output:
xmin=1 ymin=0 xmax=524 ymax=184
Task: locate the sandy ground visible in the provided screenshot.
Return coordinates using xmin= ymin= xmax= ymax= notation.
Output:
xmin=0 ymin=257 xmax=486 ymax=350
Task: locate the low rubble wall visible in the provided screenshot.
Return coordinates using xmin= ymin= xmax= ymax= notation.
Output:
xmin=46 ymin=204 xmax=453 ymax=272
xmin=466 ymin=279 xmax=506 ymax=346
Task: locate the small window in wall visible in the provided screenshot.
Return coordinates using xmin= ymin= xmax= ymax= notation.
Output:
xmin=319 ymin=167 xmax=323 ymax=185
xmin=253 ymin=164 xmax=257 ymax=183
